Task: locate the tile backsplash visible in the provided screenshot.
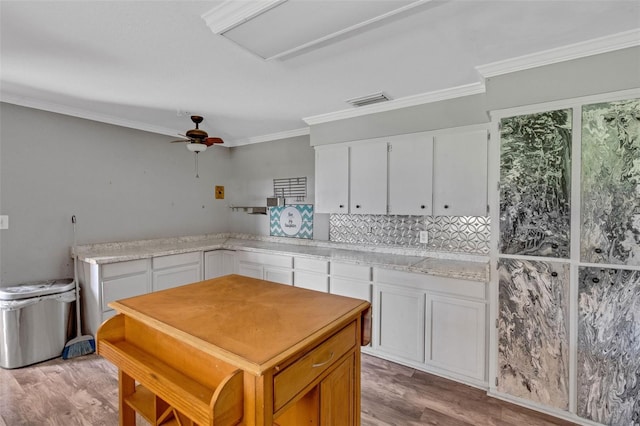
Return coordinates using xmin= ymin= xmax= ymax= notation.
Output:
xmin=329 ymin=214 xmax=490 ymax=255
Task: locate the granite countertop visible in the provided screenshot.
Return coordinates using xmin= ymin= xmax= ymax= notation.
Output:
xmin=75 ymin=233 xmax=489 ymax=282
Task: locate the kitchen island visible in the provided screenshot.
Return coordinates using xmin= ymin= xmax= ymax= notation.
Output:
xmin=97 ymin=274 xmax=371 ymax=426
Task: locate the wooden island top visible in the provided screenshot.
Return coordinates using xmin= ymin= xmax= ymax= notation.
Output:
xmin=98 ymin=274 xmax=371 ymax=425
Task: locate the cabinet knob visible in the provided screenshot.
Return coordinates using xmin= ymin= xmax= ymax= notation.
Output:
xmin=592 ymin=277 xmax=600 ymax=283
xmin=551 ymin=272 xmax=558 ymax=277
xmin=594 ymin=248 xmax=603 ymax=254
xmin=444 ymin=205 xmax=449 ymax=209
xmin=356 ymin=205 xmax=361 ymax=209
xmin=421 ymin=205 xmax=426 ymax=209
xmin=339 ymin=204 xmax=344 ymax=208
xmin=551 ymin=243 xmax=558 ymax=249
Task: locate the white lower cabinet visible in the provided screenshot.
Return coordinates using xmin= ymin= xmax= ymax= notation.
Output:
xmin=293 ymin=257 xmax=329 ymax=292
xmin=329 ymin=262 xmax=372 ymax=302
xmin=236 ymin=251 xmax=293 ymax=285
xmin=78 ymin=258 xmax=151 ymax=337
xmin=373 ymin=268 xmax=487 ymax=387
xmin=152 ymin=252 xmax=202 ymax=292
xmin=238 ymin=261 xmax=263 ymax=279
xmin=375 ymin=283 xmax=425 ymax=363
xmin=426 ymin=294 xmax=486 ymax=382
xmin=204 ymin=250 xmax=236 ymax=279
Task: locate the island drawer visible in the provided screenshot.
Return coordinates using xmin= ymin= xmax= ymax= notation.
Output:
xmin=273 ymin=321 xmax=356 ymax=412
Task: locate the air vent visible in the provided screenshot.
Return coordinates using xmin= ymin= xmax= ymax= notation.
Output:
xmin=345 ymin=92 xmax=391 ymax=108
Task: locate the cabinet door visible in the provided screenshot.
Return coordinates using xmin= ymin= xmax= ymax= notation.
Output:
xmin=577 ymin=267 xmax=640 ymax=425
xmin=330 ymin=278 xmax=371 ymax=302
xmin=374 ymin=283 xmax=425 ymax=363
xmin=433 ymin=129 xmax=488 ymax=216
xmin=101 ymin=259 xmax=150 ymax=312
xmin=294 ymin=271 xmax=329 ymax=292
xmin=237 ymin=261 xmax=263 ymax=280
xmin=388 ymin=133 xmax=433 ymax=215
xmin=102 ymin=273 xmax=149 ymax=312
xmin=350 ymin=142 xmax=388 ymax=215
xmin=320 ymin=354 xmax=355 ymax=426
xmin=152 ymin=264 xmax=201 ymax=292
xmin=499 ymin=110 xmax=572 ymax=257
xmin=426 ymin=295 xmax=485 ymax=381
xmin=497 ymin=258 xmax=569 ymax=410
xmin=580 ymin=99 xmax=640 ymax=265
xmin=204 ymin=250 xmax=235 ymax=279
xmin=264 ymin=266 xmax=293 ymax=285
xmin=315 ymin=145 xmax=349 ymax=214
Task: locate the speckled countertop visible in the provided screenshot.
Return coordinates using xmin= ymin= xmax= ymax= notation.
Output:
xmin=75 ymin=233 xmax=489 ymax=282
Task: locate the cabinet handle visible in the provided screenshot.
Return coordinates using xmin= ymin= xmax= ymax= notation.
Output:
xmin=551 ymin=272 xmax=558 ymax=277
xmin=592 ymin=277 xmax=600 ymax=283
xmin=421 ymin=205 xmax=426 ymax=209
xmin=339 ymin=204 xmax=344 ymax=208
xmin=312 ymin=351 xmax=334 ymax=368
xmin=594 ymin=248 xmax=603 ymax=254
xmin=444 ymin=205 xmax=449 ymax=209
xmin=551 ymin=244 xmax=558 ymax=249
xmin=356 ymin=205 xmax=361 ymax=209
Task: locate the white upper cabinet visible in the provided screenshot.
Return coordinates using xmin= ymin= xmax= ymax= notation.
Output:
xmin=350 ymin=142 xmax=388 ymax=215
xmin=315 ymin=145 xmax=349 ymax=214
xmin=433 ymin=129 xmax=488 ymax=216
xmin=388 ymin=133 xmax=434 ymax=216
xmin=315 ymin=126 xmax=488 ymax=217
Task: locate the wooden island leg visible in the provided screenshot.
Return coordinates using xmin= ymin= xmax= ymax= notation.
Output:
xmin=119 ymin=370 xmax=136 ymax=426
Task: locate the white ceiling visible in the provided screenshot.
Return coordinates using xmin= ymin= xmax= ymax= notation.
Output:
xmin=1 ymin=1 xmax=639 ymax=146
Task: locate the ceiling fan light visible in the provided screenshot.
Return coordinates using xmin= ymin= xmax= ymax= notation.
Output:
xmin=187 ymin=142 xmax=207 ymax=153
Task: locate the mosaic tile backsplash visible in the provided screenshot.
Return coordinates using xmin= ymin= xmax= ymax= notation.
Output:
xmin=329 ymin=214 xmax=490 ymax=255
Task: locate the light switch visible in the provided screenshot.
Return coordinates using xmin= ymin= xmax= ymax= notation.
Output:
xmin=0 ymin=215 xmax=8 ymax=230
xmin=419 ymin=231 xmax=428 ymax=244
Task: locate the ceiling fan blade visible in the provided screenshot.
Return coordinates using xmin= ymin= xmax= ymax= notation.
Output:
xmin=170 ymin=139 xmax=188 ymax=143
xmin=204 ymin=137 xmax=224 ymax=146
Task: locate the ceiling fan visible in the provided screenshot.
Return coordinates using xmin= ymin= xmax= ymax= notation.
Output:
xmin=171 ymin=115 xmax=223 ymax=178
xmin=171 ymin=115 xmax=224 ymax=152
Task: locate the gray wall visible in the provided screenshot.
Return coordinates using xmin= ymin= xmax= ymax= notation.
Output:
xmin=226 ymin=136 xmax=328 ymax=239
xmin=311 ymin=48 xmax=640 ymax=145
xmin=485 ymin=46 xmax=640 ymax=111
xmin=310 ymin=93 xmax=488 ymax=146
xmin=0 ymin=103 xmax=232 ymax=286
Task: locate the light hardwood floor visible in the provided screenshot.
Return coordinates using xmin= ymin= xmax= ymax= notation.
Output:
xmin=0 ymin=353 xmax=577 ymax=426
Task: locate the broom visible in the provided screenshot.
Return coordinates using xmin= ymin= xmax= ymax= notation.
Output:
xmin=62 ymin=215 xmax=95 ymax=359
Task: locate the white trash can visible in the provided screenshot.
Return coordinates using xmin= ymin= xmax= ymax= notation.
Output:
xmin=0 ymin=279 xmax=76 ymax=369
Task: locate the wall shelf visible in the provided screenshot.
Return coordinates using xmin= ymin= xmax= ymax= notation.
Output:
xmin=229 ymin=206 xmax=267 ymax=215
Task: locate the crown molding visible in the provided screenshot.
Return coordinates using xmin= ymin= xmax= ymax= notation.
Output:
xmin=1 ymin=94 xmax=180 ymax=137
xmin=201 ymin=0 xmax=286 ymax=34
xmin=230 ymin=127 xmax=310 ymax=147
xmin=476 ymin=28 xmax=640 ymax=79
xmin=302 ymin=82 xmax=486 ymax=126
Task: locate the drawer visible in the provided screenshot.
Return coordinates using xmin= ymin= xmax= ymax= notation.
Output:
xmin=294 ymin=271 xmax=329 ymax=293
xmin=102 ymin=273 xmax=149 ymax=311
xmin=152 ymin=252 xmax=201 ymax=270
xmin=264 ymin=267 xmax=293 ymax=285
xmin=273 ymin=322 xmax=356 ymax=411
xmin=374 ymin=268 xmax=486 ymax=300
xmin=330 ymin=278 xmax=371 ymax=302
xmin=102 ymin=259 xmax=149 ymax=279
xmin=237 ymin=251 xmax=293 ymax=268
xmin=294 ymin=257 xmax=329 ymax=274
xmin=331 ymin=262 xmax=370 ymax=281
